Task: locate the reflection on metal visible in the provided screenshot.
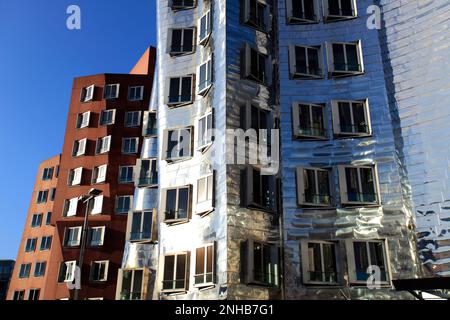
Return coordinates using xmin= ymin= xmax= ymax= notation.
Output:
xmin=122 ymin=242 xmax=158 ymax=270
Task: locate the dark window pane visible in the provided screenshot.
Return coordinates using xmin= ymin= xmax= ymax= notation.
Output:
xmin=169 ymin=78 xmax=180 ymax=103
xmin=360 ymin=168 xmax=375 ymax=202
xmin=311 ymin=106 xmax=324 ymax=136
xmin=307 ymin=48 xmax=319 ymax=75
xmin=341 ymin=0 xmax=353 ymax=16
xmin=354 ymin=242 xmax=369 ymax=281
xmin=353 ymin=102 xmax=367 ymax=133
xmin=171 ymin=30 xmax=182 ymax=51
xmin=181 ymin=77 xmax=192 ymax=102
xmin=328 ymin=0 xmax=340 ymax=15
xmin=165 ymin=190 xmax=177 ymax=220
xmin=252 ymin=169 xmax=261 ymax=205
xmin=175 ymin=255 xmax=186 ymax=289
xmin=163 ymin=256 xmax=175 ymax=290
xmin=338 ymin=102 xmax=352 ymax=132
xmin=196 ymin=247 xmax=205 ymax=275
xmin=345 ymin=44 xmax=359 ymax=71
xmin=332 ymin=44 xmax=346 ymax=71
xmin=178 ymin=188 xmax=189 ymax=219
xmin=183 ymin=29 xmax=193 ymax=52
xmin=345 ymin=167 xmax=359 ymax=201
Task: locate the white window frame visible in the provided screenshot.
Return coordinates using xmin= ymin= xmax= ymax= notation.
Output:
xmin=96 ymin=136 xmax=111 ymax=154
xmin=73 ymin=138 xmax=87 ymax=157
xmin=68 ymin=167 xmax=83 ymax=186
xmin=197 ymin=57 xmax=213 ymax=96
xmin=92 ymin=164 xmax=107 ymax=184
xmin=195 ymin=173 xmax=214 ymax=215
xmin=167 ymin=28 xmax=196 ymax=55
xmin=326 ymin=40 xmax=364 ymax=76
xmin=124 ymin=111 xmax=142 ymax=128
xmin=89 ymin=226 xmax=106 ymax=247
xmin=25 ymin=238 xmax=37 ymax=253
xmin=122 ymin=137 xmax=139 ymax=154
xmin=64 ymin=197 xmax=79 ymax=217
xmin=170 ymin=0 xmax=197 ymax=11
xmin=30 ymin=213 xmax=43 ymax=228
xmin=161 ymin=186 xmax=192 ymax=223
xmin=103 ymin=83 xmax=120 ymax=100
xmin=76 ymin=111 xmax=91 ymax=129
xmin=136 ymin=158 xmax=158 ymax=187
xmin=99 ymin=109 xmax=116 ymax=126
xmin=34 ymin=262 xmax=47 ymax=278
xmin=80 ymin=85 xmax=95 ymax=102
xmin=64 ymin=226 xmax=82 ymax=247
xmin=331 ymin=99 xmax=372 ymax=136
xmin=198 ymin=9 xmax=212 ymax=45
xmin=338 ymin=164 xmax=381 ymax=206
xmin=119 ymin=166 xmax=134 ymax=184
xmin=300 ymin=240 xmax=339 ymax=285
xmin=127 ymin=210 xmax=155 ymax=243
xmin=90 ymin=261 xmax=109 ymax=282
xmin=60 ymin=261 xmax=76 ymax=283
xmin=40 ymin=236 xmax=52 ymax=251
xmin=288 ymin=45 xmax=323 ymax=79
xmin=322 ymin=0 xmax=358 ymax=21
xmin=194 ymin=243 xmax=215 ymax=288
xmin=243 ymin=0 xmax=270 ymax=32
xmin=162 ymin=252 xmax=190 ymax=293
xmin=243 ymin=43 xmax=269 ymax=84
xmin=166 ymin=75 xmax=194 ymax=107
xmin=36 ymin=190 xmax=49 ymax=204
xmin=292 ymin=102 xmax=327 ymax=139
xmin=116 ymin=268 xmax=150 ymax=300
xmin=197 ymin=111 xmax=213 ymax=151
xmin=128 ymin=86 xmax=144 ymax=101
xmin=116 ymin=195 xmax=133 ymax=214
xmin=162 ymin=127 xmax=193 ymax=161
xmin=286 ymin=0 xmax=319 ymax=23
xmin=142 ymin=111 xmax=157 ymax=136
xmin=296 ymin=167 xmax=332 ymax=207
xmin=244 ymin=240 xmax=279 ymax=287
xmin=90 ymin=195 xmax=104 ymax=215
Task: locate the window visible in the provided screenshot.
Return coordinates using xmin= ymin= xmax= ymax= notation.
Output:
xmin=90 ymin=261 xmax=109 ymax=282
xmin=119 ymin=166 xmax=134 ymax=183
xmin=30 ymin=213 xmax=43 ymax=228
xmin=76 ymin=111 xmax=91 ymax=129
xmin=64 ymin=227 xmax=82 ymax=247
xmin=72 ymin=138 xmax=87 ymax=157
xmin=40 ymin=236 xmax=52 ymax=251
xmin=196 ymin=174 xmax=214 ymax=215
xmin=292 ymin=103 xmax=326 ymax=139
xmin=163 ymin=127 xmax=193 ymax=161
xmin=240 ymin=103 xmax=273 ymax=148
xmin=286 ymin=0 xmax=318 ymax=23
xmin=162 ymin=253 xmax=190 ymax=292
xmin=25 ymin=238 xmax=37 ymax=253
xmin=89 ymin=227 xmax=105 ymax=247
xmin=80 ymin=85 xmax=95 ymax=102
xmin=34 ymin=262 xmax=47 ymax=277
xmin=42 ymin=167 xmax=54 ymax=180
xmin=96 ymin=136 xmax=111 ymax=154
xmin=55 ymin=165 xmax=60 ymax=178
xmin=122 ymin=137 xmax=139 ymax=154
xmin=116 ymin=195 xmax=133 ymax=214
xmin=241 ymin=167 xmax=276 ymax=212
xmin=125 ymin=111 xmax=141 ymax=127
xmin=197 ymin=112 xmax=213 ymax=150
xmin=323 ymin=0 xmax=357 ymax=21
xmin=194 ymin=244 xmax=215 ymax=287
xmin=19 ymin=264 xmax=31 ymax=279
xmin=243 ymin=240 xmax=279 ymax=287
xmin=346 ymin=240 xmax=390 ymax=284
xmin=167 ymin=75 xmax=194 ymax=106
xmin=198 ymin=10 xmax=212 ymax=45
xmin=143 ymin=111 xmax=157 ymax=136
xmin=36 ymin=190 xmax=48 ymax=204
xmin=89 ymin=195 xmax=104 ymax=215
xmin=28 ymin=289 xmax=40 ymax=301
xmin=13 ymin=291 xmax=25 ymax=300
xmin=137 ymin=159 xmax=158 ymax=186
xmin=100 ymin=109 xmax=116 ymax=126
xmin=130 ymin=211 xmax=153 ymax=242
xmin=289 ymin=45 xmax=322 ymax=78
xmin=128 ymin=86 xmax=144 ymax=101
xmin=296 ymin=167 xmax=331 ymax=207
xmin=169 ymin=28 xmax=195 ymax=55
xmin=338 ymin=165 xmax=380 ymax=205
xmin=301 ymin=241 xmax=338 ymax=284
xmin=170 ymin=0 xmax=196 ymax=10
xmin=118 ymin=269 xmax=147 ymax=300
xmin=68 ymin=167 xmax=83 ymax=186
xmin=162 ymin=186 xmax=191 ymax=223
xmin=92 ymin=164 xmax=107 ymax=184
xmin=58 ymin=261 xmax=76 ymax=283
xmin=45 ymin=212 xmax=52 ymax=226
xmin=63 ymin=197 xmax=79 ymax=217
xmin=331 ymin=99 xmax=371 ymax=136
xmin=327 ymin=41 xmax=364 ymax=76
xmin=198 ymin=57 xmax=213 ymax=95
xmin=103 ymin=84 xmax=120 ymax=99
xmin=243 ymin=0 xmax=269 ymax=32
xmin=242 ymin=44 xmax=268 ymax=83
xmin=50 ymin=188 xmax=56 ymax=201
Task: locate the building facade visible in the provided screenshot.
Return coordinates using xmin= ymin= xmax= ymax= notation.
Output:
xmin=0 ymin=260 xmax=15 ymax=300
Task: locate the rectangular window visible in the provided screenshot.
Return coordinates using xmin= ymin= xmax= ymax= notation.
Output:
xmin=90 ymin=261 xmax=109 ymax=282
xmin=90 ymin=195 xmax=104 ymax=215
xmin=63 ymin=227 xmax=82 ymax=247
xmin=194 ymin=243 xmax=215 ymax=287
xmin=243 ymin=240 xmax=279 ymax=287
xmin=58 ymin=261 xmax=76 ymax=283
xmin=163 ymin=127 xmax=193 ymax=161
xmin=76 ymin=111 xmax=91 ymax=129
xmin=30 ymin=213 xmax=43 ymax=228
xmin=338 ymin=165 xmax=380 ymax=205
xmin=198 ymin=10 xmax=212 ymax=45
xmin=296 ymin=167 xmax=331 ymax=207
xmin=170 ymin=0 xmax=196 ymax=11
xmin=243 ymin=44 xmax=267 ymax=83
xmin=72 ymin=138 xmax=87 ymax=157
xmin=167 ymin=75 xmax=194 ymax=106
xmin=286 ymin=0 xmax=318 ymax=23
xmin=13 ymin=291 xmax=25 ymax=300
xmin=346 ymin=240 xmax=390 ymax=284
xmin=118 ymin=269 xmax=145 ymax=300
xmin=289 ymin=45 xmax=322 ymax=78
xmin=89 ymin=227 xmax=105 ymax=247
xmin=25 ymin=238 xmax=37 ymax=253
xmin=119 ymin=166 xmax=134 ymax=183
xmin=92 ymin=164 xmax=107 ymax=184
xmin=125 ymin=111 xmax=142 ymax=127
xmin=327 ymin=41 xmax=364 ymax=76
xmin=42 ymin=167 xmax=54 ymax=181
xmin=130 ymin=211 xmax=153 ymax=242
xmin=50 ymin=188 xmax=56 ymax=201
xmin=55 ymin=165 xmax=60 ymax=178
xmin=242 ymin=167 xmax=276 ymax=212
xmin=28 ymin=289 xmax=40 ymax=301
xmin=162 ymin=186 xmax=191 ymax=223
xmin=301 ymin=241 xmax=338 ymax=284
xmin=68 ymin=167 xmax=83 ymax=186
xmin=63 ymin=197 xmax=79 ymax=217
xmin=128 ymin=86 xmax=144 ymax=101
xmin=195 ymin=174 xmax=214 ymax=215
xmin=96 ymin=136 xmax=111 ymax=154
xmin=116 ymin=195 xmax=133 ymax=214
xmin=143 ymin=111 xmax=157 ymax=136
xmin=198 ymin=57 xmax=213 ymax=95
xmin=331 ymin=99 xmax=371 ymax=136
xmin=162 ymin=253 xmax=190 ymax=292
xmin=122 ymin=137 xmax=139 ymax=154
xmin=323 ymin=0 xmax=357 ymax=21
xmin=40 ymin=236 xmax=52 ymax=251
xmin=169 ymin=28 xmax=195 ymax=55
xmin=19 ymin=264 xmax=31 ymax=279
xmin=292 ymin=103 xmax=326 ymax=139
xmin=100 ymin=109 xmax=116 ymax=126
xmin=138 ymin=159 xmax=158 ymax=186
xmin=36 ymin=190 xmax=48 ymax=204
xmin=80 ymin=85 xmax=95 ymax=102
xmin=197 ymin=112 xmax=213 ymax=150
xmin=243 ymin=0 xmax=268 ymax=31
xmin=45 ymin=212 xmax=52 ymax=226
xmin=103 ymin=84 xmax=120 ymax=100
xmin=34 ymin=262 xmax=47 ymax=277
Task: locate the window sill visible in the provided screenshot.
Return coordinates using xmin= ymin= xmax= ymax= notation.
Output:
xmin=290 ymin=73 xmax=324 ymax=80
xmin=286 ymin=18 xmax=319 ymax=25
xmin=298 ymin=203 xmax=334 ymax=209
xmin=324 ymin=15 xmax=358 ymax=23
xmin=341 ymin=201 xmax=381 ymax=208
xmin=165 ymin=156 xmax=193 ymax=164
xmin=167 ymin=101 xmax=194 ymax=108
xmin=293 ymin=134 xmax=329 ymax=141
xmin=303 ymin=282 xmax=341 ymax=287
xmin=194 ymin=283 xmax=215 ymax=290
xmin=329 ymin=71 xmax=365 ymax=79
xmin=334 ymin=133 xmax=372 ymax=139
xmin=169 ymin=50 xmax=196 ymax=57
xmin=170 ymin=6 xmax=196 ymax=12
xmin=164 ymin=218 xmax=190 ymax=226
xmin=197 ymin=142 xmax=213 ymax=153
xmin=199 ymin=34 xmax=212 ymax=47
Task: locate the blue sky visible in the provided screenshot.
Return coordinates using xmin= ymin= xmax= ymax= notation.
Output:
xmin=0 ymin=0 xmax=156 ymax=259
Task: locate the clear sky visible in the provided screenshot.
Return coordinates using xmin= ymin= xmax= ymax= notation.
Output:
xmin=0 ymin=0 xmax=157 ymax=259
